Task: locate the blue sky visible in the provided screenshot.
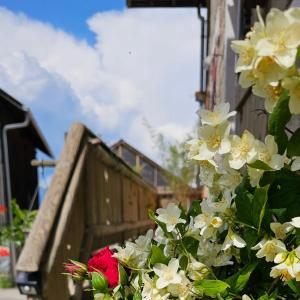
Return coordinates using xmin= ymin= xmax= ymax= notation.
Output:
xmin=0 ymin=1 xmax=200 ymax=194
xmin=0 ymin=0 xmax=125 ymax=44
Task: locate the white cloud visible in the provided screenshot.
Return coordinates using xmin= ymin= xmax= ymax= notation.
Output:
xmin=0 ymin=6 xmax=199 ymax=161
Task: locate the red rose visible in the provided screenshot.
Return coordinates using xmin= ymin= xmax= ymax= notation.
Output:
xmin=88 ymin=246 xmax=119 ymax=288
xmin=0 ymin=246 xmax=10 ymax=257
xmin=0 ymin=204 xmax=7 ymax=215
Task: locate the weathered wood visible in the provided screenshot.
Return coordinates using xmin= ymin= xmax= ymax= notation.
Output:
xmin=91 ymin=220 xmax=153 ymax=236
xmin=45 ymin=147 xmax=87 ymax=275
xmin=16 ymin=122 xmax=158 ymax=300
xmin=31 ymin=160 xmax=58 ymax=167
xmin=17 ymin=123 xmax=86 ymax=272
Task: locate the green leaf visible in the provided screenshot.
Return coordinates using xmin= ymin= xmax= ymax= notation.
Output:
xmin=182 ymin=236 xmax=199 ymax=258
xmin=93 ymin=293 xmax=112 ymax=300
xmin=252 ymin=185 xmax=269 ymax=233
xmin=149 ymin=245 xmax=169 ymax=266
xmin=295 ymin=229 xmax=300 ymax=245
xmin=133 ymin=291 xmax=142 ymax=300
xmin=270 ymin=208 xmax=287 ymax=223
xmin=188 ymin=200 xmax=201 ymax=217
xmin=91 ymin=272 xmax=108 ymax=293
xmin=288 ymin=280 xmax=300 ymax=295
xmin=265 ymin=169 xmax=300 ymax=219
xmin=118 ymin=264 xmax=127 ymax=285
xmin=287 ymin=128 xmax=300 ymax=157
xmin=268 ymin=91 xmax=291 ymax=154
xmin=248 ymin=160 xmax=273 ymax=171
xmin=235 ymin=190 xmax=254 ymax=226
xmin=226 ymin=262 xmax=257 ymax=293
xmin=179 ymin=255 xmax=189 ymax=270
xmin=148 ymin=210 xmax=172 ymax=238
xmin=194 ymin=279 xmax=229 ymax=297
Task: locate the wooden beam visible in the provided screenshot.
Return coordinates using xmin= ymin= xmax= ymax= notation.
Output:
xmin=91 ymin=220 xmax=154 ymax=236
xmin=31 ymin=159 xmax=57 ymax=167
xmin=16 ymin=123 xmax=87 ymax=272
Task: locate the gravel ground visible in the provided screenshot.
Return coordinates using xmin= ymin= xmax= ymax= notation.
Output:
xmin=0 ymin=288 xmax=26 ymax=300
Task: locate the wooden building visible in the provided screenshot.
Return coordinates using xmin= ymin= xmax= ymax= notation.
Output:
xmin=204 ymin=0 xmax=300 ymax=138
xmin=0 ymin=89 xmax=53 ymax=225
xmin=111 ymin=139 xmax=194 ymax=207
xmin=127 ymin=0 xmax=300 ymax=140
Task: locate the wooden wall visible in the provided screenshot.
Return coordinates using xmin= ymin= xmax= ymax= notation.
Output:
xmin=16 ymin=123 xmax=157 ymax=300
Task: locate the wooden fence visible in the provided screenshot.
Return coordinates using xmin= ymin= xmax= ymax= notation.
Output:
xmin=16 ymin=123 xmax=157 ymax=300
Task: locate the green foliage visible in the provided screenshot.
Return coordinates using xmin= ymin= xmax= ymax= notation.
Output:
xmin=133 ymin=291 xmax=142 ymax=300
xmin=287 ymin=127 xmax=300 ymax=157
xmin=182 ymin=236 xmax=199 ymax=258
xmin=226 ymin=262 xmax=257 ymax=293
xmin=193 ymin=279 xmax=229 ymax=297
xmin=149 ymin=245 xmax=169 ymax=266
xmin=287 ymin=280 xmax=300 ymax=295
xmin=118 ymin=264 xmax=128 ymax=285
xmin=188 ymin=200 xmax=202 ymax=218
xmin=91 ymin=272 xmax=108 ymax=293
xmin=248 ymin=160 xmax=274 ymax=171
xmin=252 ymin=185 xmax=269 ymax=233
xmin=267 ymin=91 xmax=291 ymax=154
xmin=0 ymin=276 xmax=12 ymax=288
xmin=0 ymin=200 xmax=37 ymax=246
xmin=262 ymin=169 xmax=300 ymax=219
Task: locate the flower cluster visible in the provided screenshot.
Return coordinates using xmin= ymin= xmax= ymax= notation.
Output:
xmin=232 ymin=7 xmax=300 ymax=114
xmin=64 ymin=6 xmax=300 ymax=300
xmin=186 ymin=102 xmax=289 ymax=192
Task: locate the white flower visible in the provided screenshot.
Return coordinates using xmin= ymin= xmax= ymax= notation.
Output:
xmin=247 ymin=166 xmax=264 ymax=187
xmin=212 ymin=251 xmax=234 ymax=267
xmin=156 ymin=203 xmax=186 ymax=232
xmin=187 ymin=259 xmax=209 ymax=280
xmin=255 ymin=135 xmax=285 ymax=170
xmin=291 ymin=156 xmax=300 ymax=171
xmin=114 ymin=243 xmax=138 ymax=267
xmin=228 ymin=130 xmax=257 ymax=169
xmin=153 ymin=258 xmax=181 ymax=289
xmin=252 ymin=238 xmax=286 ymax=262
xmin=252 ymin=82 xmax=283 ymax=113
xmin=282 ymin=76 xmax=300 ymax=114
xmin=270 ymin=259 xmax=295 ymax=282
xmin=253 ymin=56 xmax=287 ymax=86
xmin=242 ymin=295 xmax=252 ymax=300
xmin=114 ymin=230 xmax=153 ymax=268
xmin=185 ymin=139 xmax=214 ymax=161
xmin=270 ymin=222 xmax=293 ymax=240
xmin=290 ymin=217 xmax=300 ymax=228
xmin=222 ymin=228 xmax=246 ymax=251
xmin=204 ymin=191 xmax=232 ymax=214
xmin=256 ymin=8 xmax=300 ymax=68
xmin=198 ymin=160 xmax=219 ymax=187
xmin=194 ymin=212 xmax=223 ymax=239
xmin=134 ymin=229 xmax=153 ymax=252
xmin=231 ymin=39 xmax=257 ymax=73
xmin=167 ymin=270 xmax=191 ymax=300
xmin=141 ymin=274 xmax=170 ymax=300
xmin=198 ymin=121 xmax=231 ymax=155
xmin=197 ymin=102 xmax=236 ymax=126
xmin=154 ymin=227 xmax=167 ymax=245
xmin=218 ymin=169 xmax=242 ymax=192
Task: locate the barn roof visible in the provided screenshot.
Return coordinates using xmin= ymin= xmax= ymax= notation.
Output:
xmin=127 ymin=0 xmax=207 ymax=7
xmin=0 ymin=89 xmax=53 ymax=158
xmin=111 ymin=138 xmax=165 ymax=172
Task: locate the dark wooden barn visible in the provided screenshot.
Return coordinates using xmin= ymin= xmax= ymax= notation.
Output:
xmin=0 ymin=89 xmax=53 ymax=225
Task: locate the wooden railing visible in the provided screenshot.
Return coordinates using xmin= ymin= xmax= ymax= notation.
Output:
xmin=16 ymin=123 xmax=157 ymax=300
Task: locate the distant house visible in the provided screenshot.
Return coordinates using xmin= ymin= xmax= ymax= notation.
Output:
xmin=0 ymin=89 xmax=53 ymax=225
xmin=111 ymin=139 xmax=195 ymax=207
